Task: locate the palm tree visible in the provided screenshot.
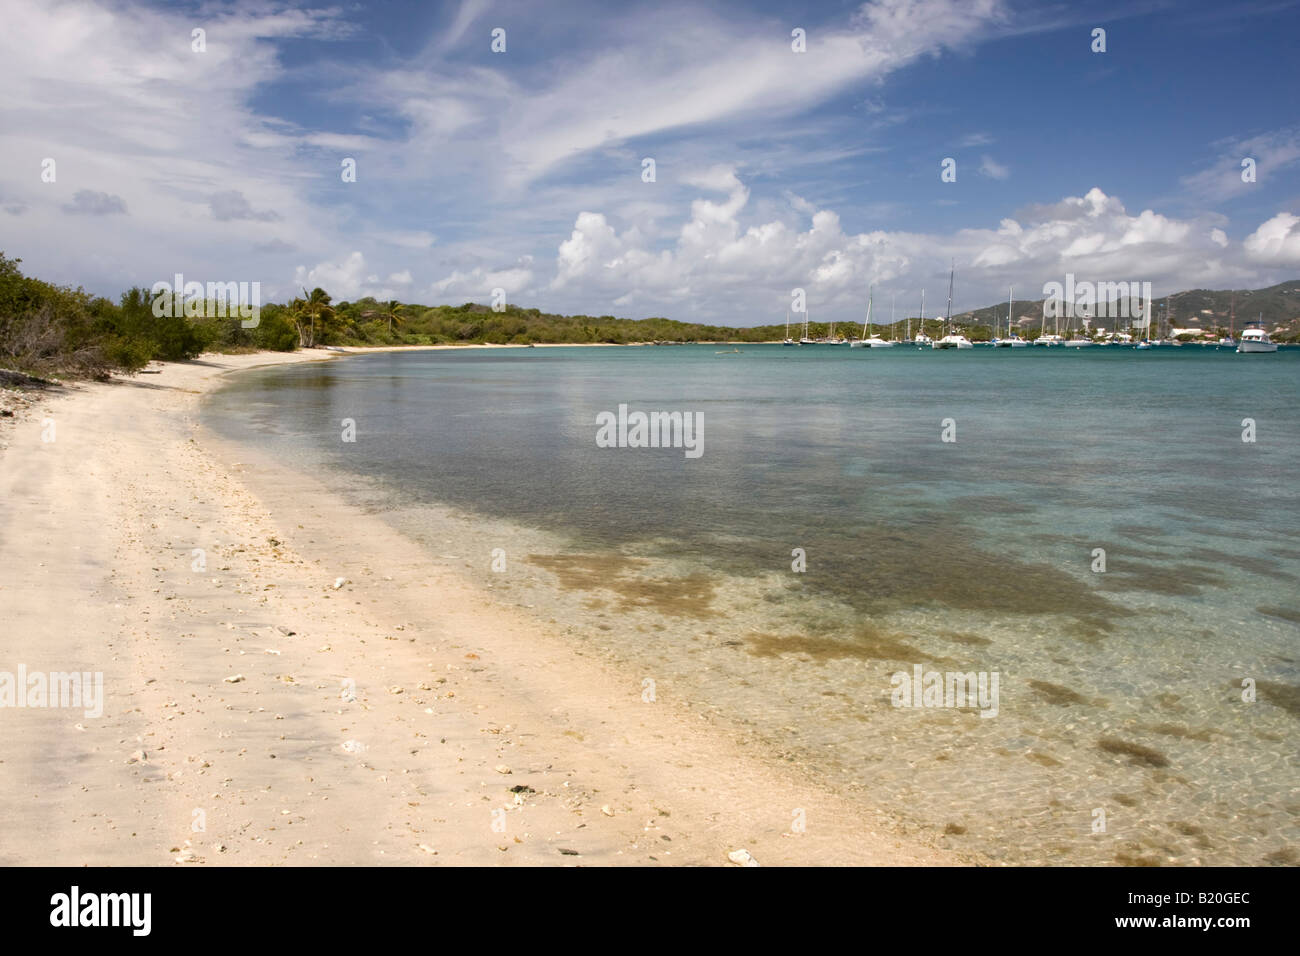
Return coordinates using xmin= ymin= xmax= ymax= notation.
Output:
xmin=362 ymin=299 xmax=404 ymax=336
xmin=287 ymin=295 xmax=308 ymax=348
xmin=382 ymin=299 xmax=404 ymax=335
xmin=299 ymin=287 xmax=335 ymax=348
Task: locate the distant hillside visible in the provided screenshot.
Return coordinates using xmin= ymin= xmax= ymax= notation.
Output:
xmin=385 ymin=280 xmax=1300 ymax=344
xmin=943 ymin=280 xmax=1300 ymax=339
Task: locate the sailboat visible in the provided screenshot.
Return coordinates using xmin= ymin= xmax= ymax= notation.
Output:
xmin=913 ymin=289 xmax=932 ymax=347
xmin=798 ymin=308 xmax=815 ymax=345
xmin=849 ymin=287 xmax=869 ymax=347
xmin=933 ymin=263 xmax=973 ymax=348
xmin=1219 ymin=293 xmax=1236 ymax=348
xmin=1064 ymin=312 xmax=1095 ymax=347
xmin=783 ymin=310 xmax=795 ymax=346
xmin=1034 ymin=289 xmax=1064 ymax=345
xmin=852 ymin=285 xmax=895 ymax=347
xmin=996 ymin=286 xmax=1028 ymax=346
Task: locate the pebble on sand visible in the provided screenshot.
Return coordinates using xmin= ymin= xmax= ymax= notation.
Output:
xmin=332 ymin=577 xmax=348 ymax=589
xmin=727 ymin=848 xmax=760 ymax=867
xmin=223 ymin=674 xmax=245 ymax=683
xmin=494 ymin=764 xmax=512 ymax=774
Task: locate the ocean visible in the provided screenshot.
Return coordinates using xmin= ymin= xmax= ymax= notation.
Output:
xmin=203 ymin=343 xmax=1300 ymax=864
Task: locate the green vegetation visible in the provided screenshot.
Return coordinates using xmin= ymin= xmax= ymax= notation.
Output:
xmin=324 ymin=300 xmax=785 ymax=345
xmin=0 ymin=252 xmax=298 ymax=379
xmin=2 ymin=250 xmax=1297 ymax=381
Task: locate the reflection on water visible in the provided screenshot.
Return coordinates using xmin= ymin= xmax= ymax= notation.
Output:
xmin=205 ymin=345 xmax=1300 ymax=864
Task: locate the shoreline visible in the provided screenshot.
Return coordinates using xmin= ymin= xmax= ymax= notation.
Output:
xmin=0 ymin=348 xmax=961 ymax=866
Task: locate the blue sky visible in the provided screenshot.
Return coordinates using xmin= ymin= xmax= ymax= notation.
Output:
xmin=2 ymin=0 xmax=1298 ymax=324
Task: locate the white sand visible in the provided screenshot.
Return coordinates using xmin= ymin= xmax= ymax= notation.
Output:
xmin=0 ymin=350 xmax=959 ymax=865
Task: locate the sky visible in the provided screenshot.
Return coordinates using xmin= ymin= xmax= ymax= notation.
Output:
xmin=1 ymin=0 xmax=1299 ymax=324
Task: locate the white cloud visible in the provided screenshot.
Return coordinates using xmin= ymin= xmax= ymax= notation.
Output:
xmin=979 ymin=156 xmax=1009 ymax=180
xmin=435 ymin=0 xmax=491 ymax=53
xmin=1181 ymin=127 xmax=1300 ymax=201
xmin=64 ymin=190 xmax=127 ymax=215
xmin=1243 ymin=213 xmax=1300 ymax=264
xmin=209 ymin=190 xmax=279 ymax=222
xmin=431 ymin=264 xmax=537 ymax=300
xmin=371 ymin=230 xmax=438 ymax=250
xmin=481 ymin=0 xmax=1011 ymax=186
xmin=0 ymin=0 xmax=348 ymax=292
xmin=293 ymin=252 xmax=420 ymax=301
xmin=535 ymin=178 xmax=1290 ymax=321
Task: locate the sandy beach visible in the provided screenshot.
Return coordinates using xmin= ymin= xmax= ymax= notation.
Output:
xmin=0 ymin=349 xmax=958 ymax=866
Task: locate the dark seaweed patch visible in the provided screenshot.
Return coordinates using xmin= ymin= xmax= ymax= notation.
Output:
xmin=1028 ymin=679 xmax=1090 ymax=707
xmin=745 ymin=624 xmax=957 ymax=665
xmin=938 ymin=630 xmax=992 ymax=647
xmin=1147 ymin=723 xmax=1213 ymax=742
xmin=1102 ymin=562 xmax=1226 ymax=597
xmin=1257 ymin=605 xmax=1300 ymax=626
xmin=529 ymin=552 xmax=717 ymax=619
xmin=1258 ymin=680 xmax=1300 ymax=718
xmin=1098 ymin=736 xmax=1170 ymax=768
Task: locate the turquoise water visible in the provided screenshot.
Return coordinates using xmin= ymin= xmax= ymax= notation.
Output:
xmin=205 ymin=345 xmax=1300 ymax=865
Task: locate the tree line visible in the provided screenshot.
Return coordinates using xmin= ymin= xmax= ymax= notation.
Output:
xmin=3 ymin=252 xmax=1294 ymax=381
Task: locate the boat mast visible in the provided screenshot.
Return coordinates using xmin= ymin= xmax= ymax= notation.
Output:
xmin=860 ymin=285 xmax=873 ymax=341
xmin=890 ymin=294 xmax=895 ymax=341
xmin=944 ymin=260 xmax=954 ymax=337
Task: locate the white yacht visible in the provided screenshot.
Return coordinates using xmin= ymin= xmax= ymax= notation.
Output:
xmin=783 ymin=310 xmax=795 ymax=346
xmin=1237 ymin=324 xmax=1278 ymax=353
xmin=935 ymin=333 xmax=974 ymax=349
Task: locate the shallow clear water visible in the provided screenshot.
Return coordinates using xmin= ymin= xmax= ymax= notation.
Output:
xmin=204 ymin=344 xmax=1300 ymax=864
